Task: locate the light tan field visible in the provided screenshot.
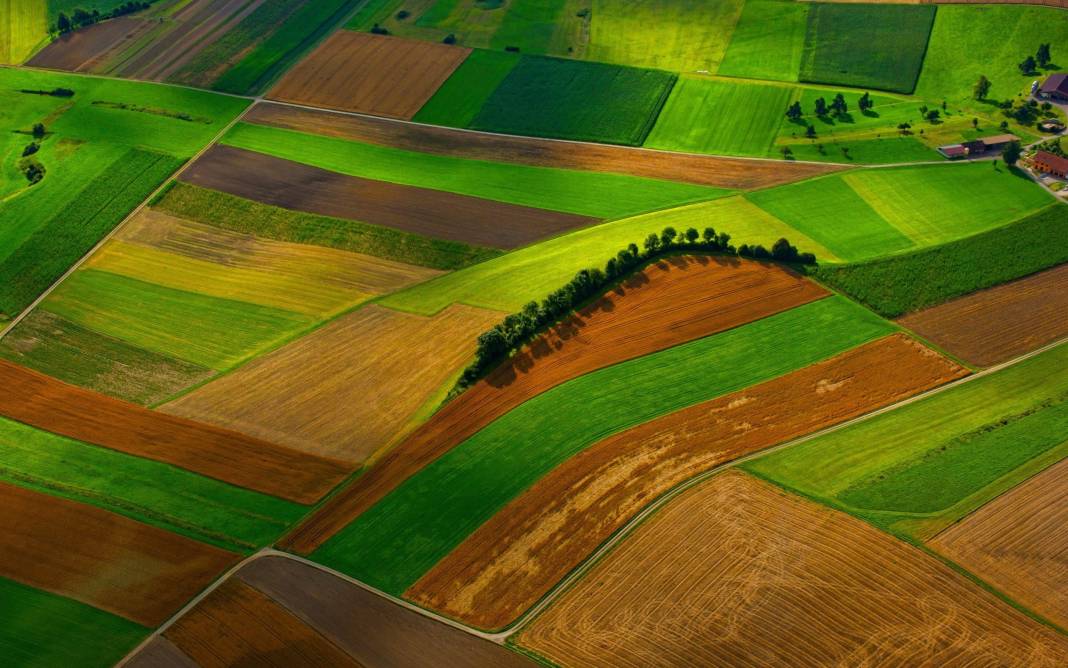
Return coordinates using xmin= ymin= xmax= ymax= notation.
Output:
xmin=91 ymin=209 xmax=440 ymax=317
xmin=163 ymin=303 xmax=503 ymax=463
xmin=518 ymin=471 xmax=1068 ymax=667
xmin=409 ymin=334 xmax=968 ymax=630
xmin=269 ymin=32 xmax=471 ymax=118
xmin=931 ymin=456 xmax=1068 ymax=629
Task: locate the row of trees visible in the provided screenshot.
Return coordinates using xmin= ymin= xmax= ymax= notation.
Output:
xmin=55 ymin=3 xmax=150 ymax=34
xmin=452 ymin=229 xmax=816 ymax=393
xmin=786 ymin=92 xmax=873 ymax=122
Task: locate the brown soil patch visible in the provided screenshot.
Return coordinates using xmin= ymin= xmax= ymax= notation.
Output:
xmin=280 ymin=257 xmax=829 ymax=554
xmin=899 ymin=263 xmax=1068 ymax=367
xmin=163 ymin=303 xmax=503 ymax=464
xmin=28 ymin=18 xmax=153 ymax=72
xmin=409 ymin=334 xmax=969 ymax=629
xmin=163 ymin=579 xmax=361 ymax=668
xmin=518 ymin=471 xmax=1068 ymax=667
xmin=246 ymin=102 xmax=846 ymax=190
xmin=0 ymin=482 xmax=238 ymax=626
xmin=0 ymin=359 xmax=349 ymax=504
xmin=269 ymin=32 xmax=471 ymax=119
xmin=180 ymin=145 xmax=597 ymax=249
xmin=234 ymin=555 xmax=535 ymax=667
xmin=931 ymin=456 xmax=1068 ymax=629
xmin=125 ymin=638 xmax=197 ymax=668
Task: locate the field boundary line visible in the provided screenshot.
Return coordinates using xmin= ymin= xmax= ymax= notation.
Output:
xmin=0 ymin=98 xmax=257 ymax=341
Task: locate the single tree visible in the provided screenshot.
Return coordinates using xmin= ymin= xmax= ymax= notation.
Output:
xmin=1002 ymin=141 xmax=1022 ymax=166
xmin=1000 ymin=120 xmax=1010 ymax=131
xmin=31 ymin=123 xmax=45 ymax=139
xmin=1019 ymin=56 xmax=1037 ymax=75
xmin=660 ymin=226 xmax=677 ymax=247
xmin=702 ymin=227 xmax=716 ymax=245
xmin=973 ymin=75 xmax=991 ymax=101
xmin=805 ymin=124 xmax=817 ymax=139
xmin=56 ymin=13 xmax=71 ymax=33
xmin=780 ymin=146 xmax=793 ymax=159
xmin=814 ymin=97 xmax=828 ymax=117
xmin=926 ymin=109 xmax=940 ymax=122
xmin=785 ymin=101 xmax=803 ymax=120
xmin=1037 ymin=43 xmax=1052 ymax=68
xmin=831 ymin=93 xmax=848 ymax=116
xmin=685 ymin=227 xmax=699 ymax=244
xmin=858 ymin=92 xmax=873 ymax=112
xmin=643 ymin=233 xmax=660 ymax=254
xmin=972 ymin=117 xmax=979 ymax=130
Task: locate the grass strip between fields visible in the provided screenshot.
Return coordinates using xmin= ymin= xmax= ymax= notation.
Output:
xmin=310 ymin=296 xmax=896 ymax=593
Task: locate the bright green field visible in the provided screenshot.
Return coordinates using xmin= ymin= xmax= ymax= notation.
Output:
xmin=223 ymin=123 xmax=725 ymax=219
xmin=0 ymin=417 xmax=304 ymax=551
xmin=43 ymin=269 xmax=314 ymax=370
xmin=469 ymin=55 xmax=676 ymax=146
xmin=489 ymin=0 xmax=577 ymax=54
xmin=0 ymin=576 xmax=146 ymax=668
xmin=380 ymin=193 xmax=818 ymax=315
xmin=413 ymin=49 xmax=520 ymax=128
xmin=645 ymin=77 xmax=794 ymax=156
xmin=586 ymin=0 xmax=744 ymax=73
xmin=745 ymin=342 xmax=1068 ymax=541
xmin=816 ymin=203 xmax=1068 ymax=318
xmin=718 ymin=0 xmax=807 ymax=82
xmin=747 ymin=174 xmax=913 ymax=262
xmin=800 ymin=4 xmax=936 ymax=94
xmin=2 ymin=0 xmax=47 ymax=63
xmin=917 ymin=5 xmax=1068 ymax=105
xmin=312 ymin=296 xmax=895 ymax=594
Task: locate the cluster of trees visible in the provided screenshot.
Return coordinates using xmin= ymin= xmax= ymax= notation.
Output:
xmin=1019 ymin=44 xmax=1053 ymax=75
xmin=453 ymin=228 xmax=816 ymax=393
xmin=787 ymin=93 xmax=874 ymax=140
xmin=18 ymin=124 xmax=47 ymax=184
xmin=55 ymin=3 xmax=151 ymax=34
xmin=999 ymin=97 xmax=1054 ymax=125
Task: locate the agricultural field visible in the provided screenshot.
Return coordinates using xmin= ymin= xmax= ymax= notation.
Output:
xmin=1 ymin=0 xmax=47 ymax=64
xmin=516 ymin=471 xmax=1068 ymax=666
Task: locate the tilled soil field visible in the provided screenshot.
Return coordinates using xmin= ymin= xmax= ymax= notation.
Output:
xmin=269 ymin=31 xmax=470 ymax=118
xmin=409 ymin=334 xmax=968 ymax=629
xmin=0 ymin=359 xmax=349 ymax=504
xmin=517 ymin=471 xmax=1068 ymax=667
xmin=180 ymin=145 xmax=597 ymax=249
xmin=0 ymin=482 xmax=238 ymax=626
xmin=28 ymin=18 xmax=152 ymax=72
xmin=899 ymin=263 xmax=1068 ymax=367
xmin=246 ymin=102 xmax=846 ymax=189
xmin=280 ymin=257 xmax=828 ymax=554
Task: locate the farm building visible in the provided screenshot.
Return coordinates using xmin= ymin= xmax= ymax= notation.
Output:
xmin=1039 ymin=74 xmax=1068 ymax=102
xmin=1032 ymin=150 xmax=1068 ymax=178
xmin=938 ymin=134 xmax=1018 ymax=160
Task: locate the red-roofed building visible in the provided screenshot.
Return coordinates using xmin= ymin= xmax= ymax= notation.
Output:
xmin=1033 ymin=150 xmax=1068 ymax=178
xmin=1040 ymin=74 xmax=1068 ymax=102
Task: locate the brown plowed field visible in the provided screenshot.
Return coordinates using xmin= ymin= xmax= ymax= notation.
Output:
xmin=931 ymin=456 xmax=1068 ymax=629
xmin=234 ymin=555 xmax=535 ymax=667
xmin=163 ymin=579 xmax=362 ymax=668
xmin=0 ymin=482 xmax=238 ymax=626
xmin=163 ymin=303 xmax=503 ymax=464
xmin=518 ymin=471 xmax=1068 ymax=667
xmin=0 ymin=359 xmax=349 ymax=504
xmin=125 ymin=638 xmax=198 ymax=668
xmin=28 ymin=18 xmax=153 ymax=72
xmin=246 ymin=102 xmax=845 ymax=190
xmin=409 ymin=334 xmax=969 ymax=629
xmin=269 ymin=32 xmax=471 ymax=119
xmin=899 ymin=263 xmax=1068 ymax=367
xmin=280 ymin=257 xmax=829 ymax=554
xmin=180 ymin=145 xmax=597 ymax=249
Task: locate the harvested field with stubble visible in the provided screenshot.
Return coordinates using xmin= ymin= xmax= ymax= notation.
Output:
xmin=280 ymin=257 xmax=828 ymax=553
xmin=0 ymin=360 xmax=349 ymax=504
xmin=899 ymin=263 xmax=1068 ymax=367
xmin=518 ymin=471 xmax=1068 ymax=667
xmin=246 ymin=102 xmax=846 ymax=190
xmin=27 ymin=18 xmax=152 ymax=72
xmin=931 ymin=456 xmax=1068 ymax=629
xmin=180 ymin=145 xmax=597 ymax=249
xmin=409 ymin=334 xmax=968 ymax=630
xmin=0 ymin=482 xmax=238 ymax=626
xmin=163 ymin=304 xmax=503 ymax=464
xmin=269 ymin=31 xmax=470 ymax=118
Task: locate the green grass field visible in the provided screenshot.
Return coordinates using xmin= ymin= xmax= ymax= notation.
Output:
xmin=586 ymin=0 xmax=744 ymax=73
xmin=645 ymin=77 xmax=794 ymax=156
xmin=718 ymin=0 xmax=807 ymax=82
xmin=799 ymin=4 xmax=935 ymax=94
xmin=223 ymin=123 xmax=724 ymax=219
xmin=469 ymin=55 xmax=676 ymax=145
xmin=413 ymin=49 xmax=520 ymax=128
xmin=312 ymin=296 xmax=895 ymax=593
xmin=0 ymin=576 xmax=146 ymax=668
xmin=745 ymin=342 xmax=1068 ymax=541
xmin=157 ymin=183 xmax=500 ymax=271
xmin=44 ymin=269 xmax=314 ymax=370
xmin=489 ymin=0 xmax=578 ymax=55
xmin=816 ymin=203 xmax=1068 ymax=318
xmin=2 ymin=0 xmax=47 ymax=64
xmin=379 ymin=194 xmax=818 ymax=315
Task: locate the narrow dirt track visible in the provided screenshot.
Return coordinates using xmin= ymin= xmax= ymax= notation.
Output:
xmin=0 ymin=482 xmax=238 ymax=627
xmin=246 ymin=102 xmax=846 ymax=190
xmin=518 ymin=471 xmax=1068 ymax=667
xmin=180 ymin=145 xmax=598 ymax=249
xmin=280 ymin=256 xmax=828 ymax=554
xmin=408 ymin=334 xmax=969 ymax=629
xmin=0 ymin=359 xmax=350 ymax=504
